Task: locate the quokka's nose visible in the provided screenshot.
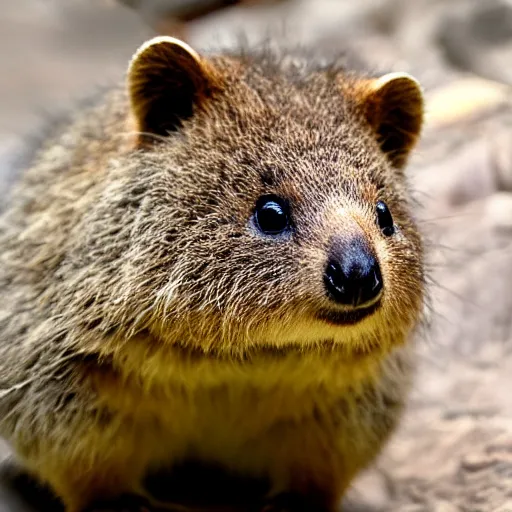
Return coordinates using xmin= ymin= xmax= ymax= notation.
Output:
xmin=324 ymin=238 xmax=383 ymax=307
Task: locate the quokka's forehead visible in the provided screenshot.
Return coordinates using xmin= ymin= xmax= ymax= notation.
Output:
xmin=226 ymin=128 xmax=384 ymax=184
xmin=186 ymin=122 xmax=387 ymax=202
xmin=222 ymin=76 xmax=362 ymax=126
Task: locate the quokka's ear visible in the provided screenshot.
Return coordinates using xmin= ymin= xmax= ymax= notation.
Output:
xmin=358 ymin=72 xmax=424 ymax=169
xmin=127 ymin=36 xmax=220 ymax=146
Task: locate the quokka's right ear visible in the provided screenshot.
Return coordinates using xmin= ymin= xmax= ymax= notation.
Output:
xmin=127 ymin=36 xmax=221 ymax=146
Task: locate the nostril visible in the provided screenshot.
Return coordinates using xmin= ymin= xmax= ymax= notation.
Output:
xmin=324 ymin=249 xmax=383 ymax=308
xmin=362 ymin=265 xmax=383 ymax=305
xmin=324 ymin=261 xmax=346 ymax=298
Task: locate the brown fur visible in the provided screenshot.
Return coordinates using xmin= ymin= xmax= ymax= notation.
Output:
xmin=0 ymin=37 xmax=425 ymax=512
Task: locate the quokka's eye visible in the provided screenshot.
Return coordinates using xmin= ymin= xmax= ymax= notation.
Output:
xmin=254 ymin=195 xmax=290 ymax=236
xmin=376 ymin=200 xmax=395 ymax=237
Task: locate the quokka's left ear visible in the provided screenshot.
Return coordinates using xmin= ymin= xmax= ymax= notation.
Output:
xmin=356 ymin=72 xmax=424 ymax=169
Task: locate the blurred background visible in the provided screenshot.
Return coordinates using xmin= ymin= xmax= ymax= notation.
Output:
xmin=1 ymin=1 xmax=512 ymax=511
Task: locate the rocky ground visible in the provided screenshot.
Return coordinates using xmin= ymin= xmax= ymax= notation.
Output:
xmin=1 ymin=0 xmax=512 ymax=510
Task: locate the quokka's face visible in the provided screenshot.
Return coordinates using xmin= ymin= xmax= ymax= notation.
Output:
xmin=112 ymin=37 xmax=425 ymax=356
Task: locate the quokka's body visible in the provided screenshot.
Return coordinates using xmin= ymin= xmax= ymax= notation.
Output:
xmin=0 ymin=37 xmax=425 ymax=511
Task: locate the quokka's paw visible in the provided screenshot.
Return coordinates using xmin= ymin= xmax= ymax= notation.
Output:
xmin=260 ymin=492 xmax=333 ymax=512
xmin=85 ymin=494 xmax=155 ymax=512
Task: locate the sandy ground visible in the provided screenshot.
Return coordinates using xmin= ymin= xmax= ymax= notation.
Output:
xmin=0 ymin=0 xmax=512 ymax=510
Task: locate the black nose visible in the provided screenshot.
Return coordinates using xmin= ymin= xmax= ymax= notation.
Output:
xmin=324 ymin=239 xmax=383 ymax=307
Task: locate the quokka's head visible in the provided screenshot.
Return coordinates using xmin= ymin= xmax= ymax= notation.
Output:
xmin=78 ymin=37 xmax=425 ymax=359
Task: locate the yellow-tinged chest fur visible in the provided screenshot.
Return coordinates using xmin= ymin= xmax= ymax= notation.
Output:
xmin=86 ymin=339 xmax=408 ymax=475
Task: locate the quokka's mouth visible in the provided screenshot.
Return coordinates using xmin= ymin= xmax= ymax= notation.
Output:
xmin=315 ymin=301 xmax=381 ymax=326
